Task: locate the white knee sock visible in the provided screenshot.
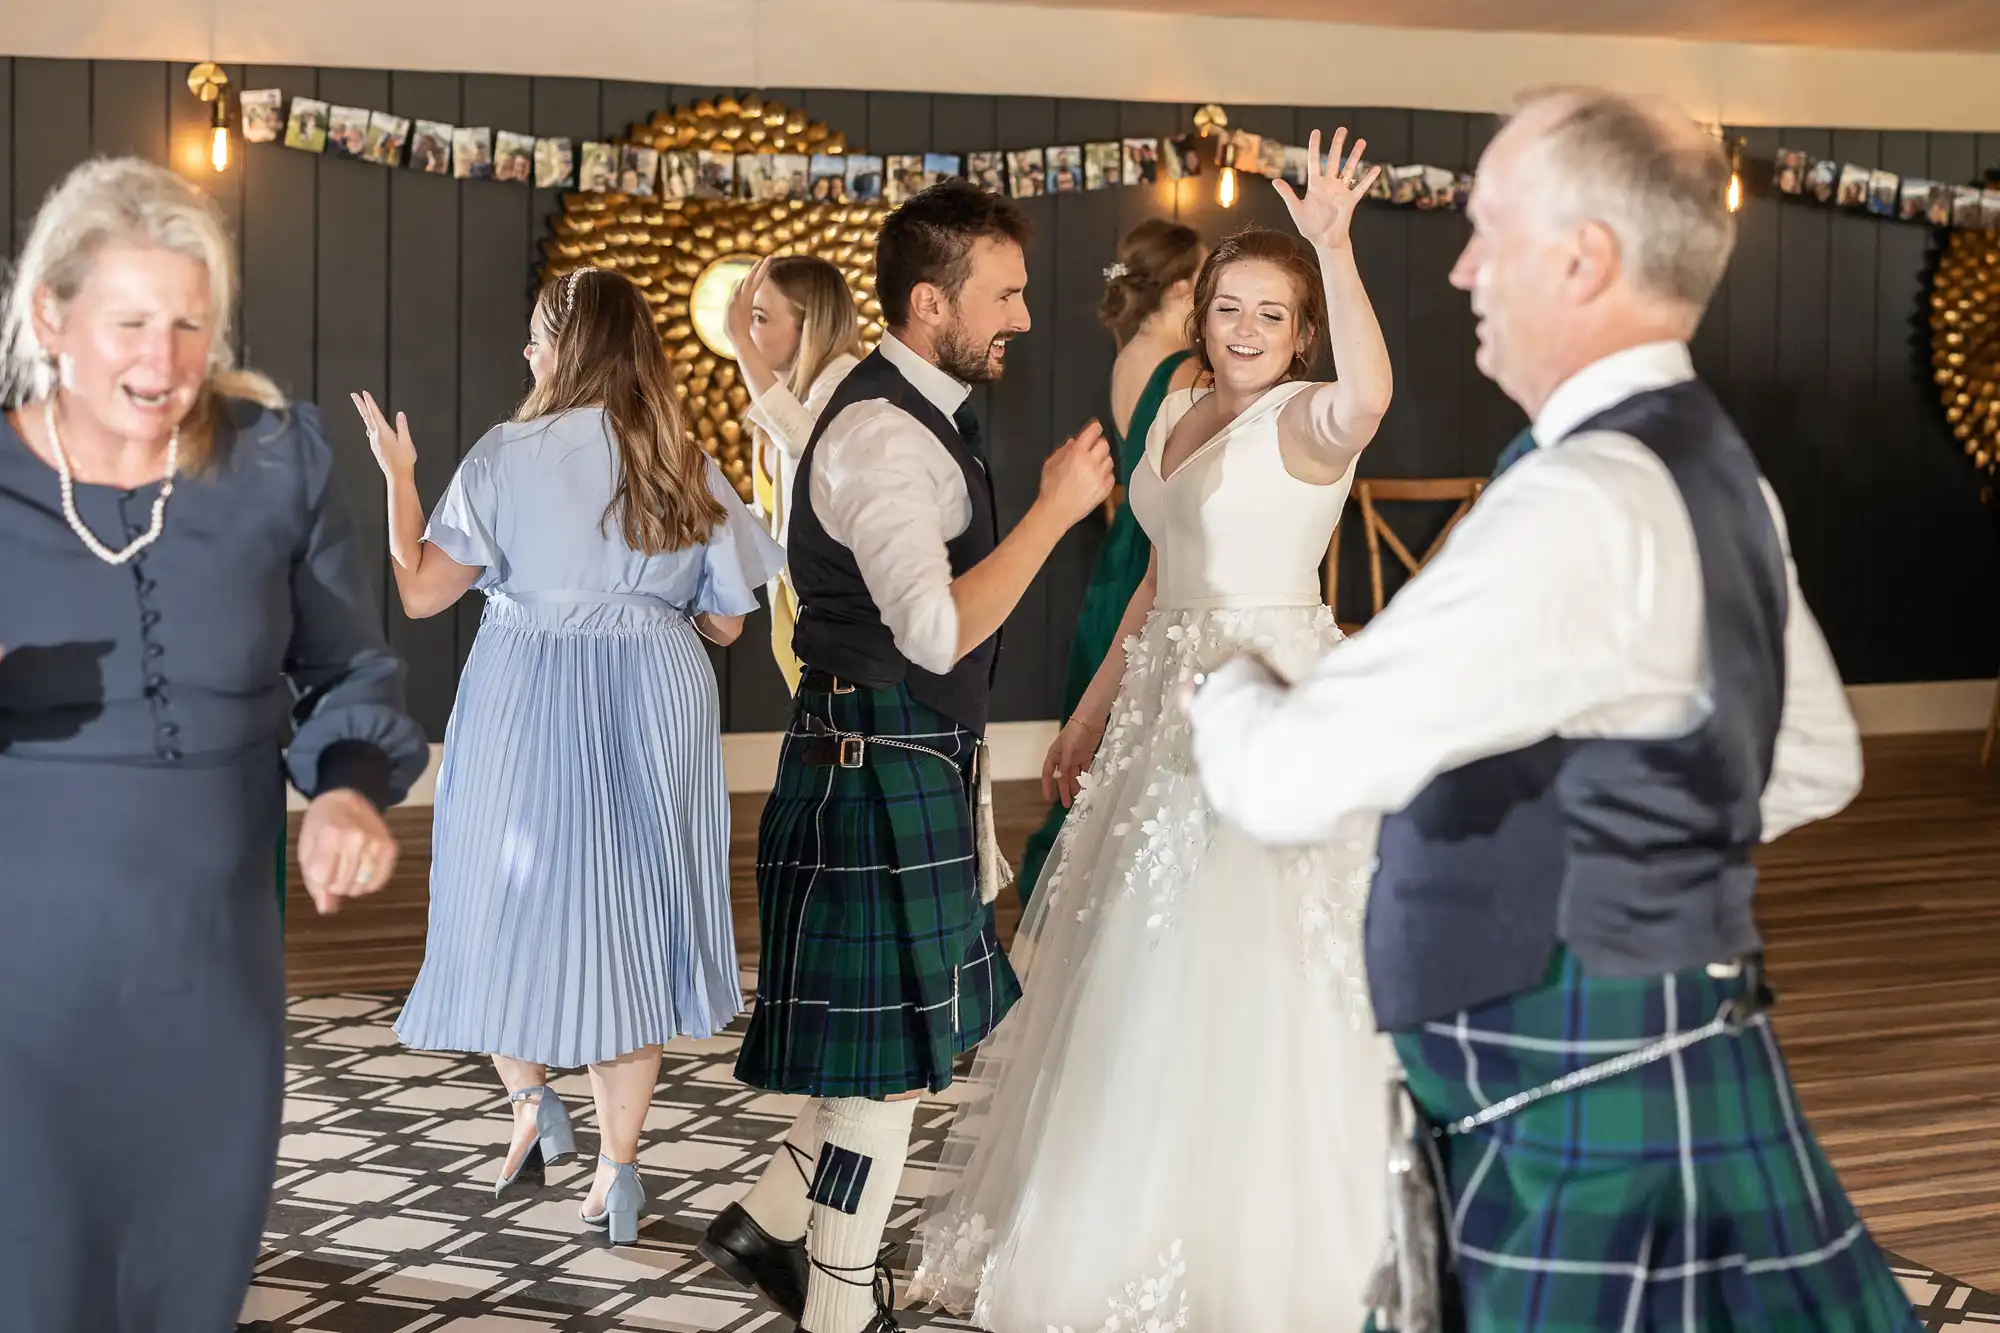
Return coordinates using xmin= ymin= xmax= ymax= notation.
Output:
xmin=801 ymin=1096 xmax=920 ymax=1333
xmin=738 ymin=1097 xmax=822 ymax=1242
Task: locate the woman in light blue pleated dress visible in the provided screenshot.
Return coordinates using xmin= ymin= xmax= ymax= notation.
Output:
xmin=352 ymin=267 xmax=784 ymax=1245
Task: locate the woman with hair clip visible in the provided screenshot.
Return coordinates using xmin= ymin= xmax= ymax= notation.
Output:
xmin=354 ymin=267 xmax=784 ymax=1245
xmin=1016 ymin=218 xmax=1204 ymax=901
xmin=724 ymin=254 xmax=864 ymax=691
xmin=0 ymin=158 xmax=425 ymax=1332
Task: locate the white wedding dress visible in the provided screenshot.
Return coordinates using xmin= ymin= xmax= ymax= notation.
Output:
xmin=911 ymin=382 xmax=1389 ymax=1332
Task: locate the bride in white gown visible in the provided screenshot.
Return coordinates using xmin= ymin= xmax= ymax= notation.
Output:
xmin=911 ymin=129 xmax=1396 ymax=1332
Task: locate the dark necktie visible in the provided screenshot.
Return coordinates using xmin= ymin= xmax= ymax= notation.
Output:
xmin=1492 ymin=427 xmax=1536 ymax=479
xmin=952 ymin=401 xmax=986 ymax=467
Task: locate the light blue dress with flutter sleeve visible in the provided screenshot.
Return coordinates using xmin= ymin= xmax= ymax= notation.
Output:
xmin=395 ymin=407 xmax=785 ymax=1067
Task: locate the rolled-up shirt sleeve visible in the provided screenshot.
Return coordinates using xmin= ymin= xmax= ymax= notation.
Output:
xmin=811 ymin=401 xmax=967 ymax=675
xmin=1758 ymin=481 xmax=1863 ymax=838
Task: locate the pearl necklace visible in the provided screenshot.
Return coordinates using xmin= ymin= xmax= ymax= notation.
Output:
xmin=44 ymin=397 xmax=179 ymax=566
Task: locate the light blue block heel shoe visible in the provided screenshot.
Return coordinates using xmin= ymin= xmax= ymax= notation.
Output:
xmin=494 ymin=1086 xmax=577 ymax=1198
xmin=579 ymin=1155 xmax=645 ymax=1246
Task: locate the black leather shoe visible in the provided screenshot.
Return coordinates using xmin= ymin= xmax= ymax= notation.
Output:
xmin=700 ymin=1203 xmax=809 ymax=1319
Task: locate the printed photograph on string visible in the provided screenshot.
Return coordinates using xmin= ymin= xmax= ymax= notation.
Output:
xmin=619 ymin=144 xmax=659 ymax=196
xmin=885 ymin=155 xmax=925 ymax=205
xmin=924 ymin=154 xmax=962 ymax=187
xmin=452 ymin=127 xmax=493 ymax=180
xmin=660 ymin=151 xmax=698 ymax=201
xmin=967 ymin=151 xmax=1005 ymax=193
xmin=283 ymin=98 xmax=329 ymax=152
xmin=1805 ymin=159 xmax=1838 ymax=203
xmin=1772 ymin=149 xmax=1808 ymax=195
xmin=1123 ymin=138 xmax=1160 ymax=185
xmin=845 ymin=154 xmax=885 ymax=202
xmin=1368 ymin=166 xmax=1395 ymax=201
xmin=1927 ymin=182 xmax=1954 ymax=227
xmin=362 ymin=112 xmax=410 ymax=167
xmin=1897 ymin=178 xmax=1932 ymax=223
xmin=1281 ymin=145 xmax=1309 ymax=192
xmin=1983 ymin=188 xmax=2000 ymax=230
xmin=1389 ymin=164 xmax=1424 ymax=206
xmin=240 ymin=90 xmax=284 ymax=144
xmin=326 ymin=105 xmax=370 ymax=160
xmin=1048 ymin=145 xmax=1083 ymax=193
xmin=534 ymin=137 xmax=574 ymax=190
xmin=737 ymin=154 xmax=776 ymax=201
xmin=1866 ymin=169 xmax=1899 ymax=218
xmin=1227 ymin=132 xmax=1261 ymax=178
xmin=1952 ymin=185 xmax=1983 ymax=228
xmin=1835 ymin=164 xmax=1869 ymax=208
xmin=808 ymin=154 xmax=847 ymax=202
xmin=410 ymin=121 xmax=453 ymax=174
xmin=1084 ymin=142 xmax=1121 ymax=190
xmin=1007 ymin=148 xmax=1045 ymax=198
xmin=1259 ymin=137 xmax=1286 ymax=179
xmin=1165 ymin=133 xmax=1203 ymax=180
xmin=697 ymin=150 xmax=735 ymax=198
xmin=494 ymin=131 xmax=535 ymax=184
xmin=578 ymin=142 xmax=617 ymax=193
xmin=773 ymin=154 xmax=811 ymax=200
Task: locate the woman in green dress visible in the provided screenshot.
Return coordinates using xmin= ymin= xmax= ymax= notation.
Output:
xmin=1019 ymin=219 xmax=1205 ymax=902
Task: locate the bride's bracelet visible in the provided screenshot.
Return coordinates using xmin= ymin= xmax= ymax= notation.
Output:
xmin=1070 ymin=715 xmax=1106 ymax=736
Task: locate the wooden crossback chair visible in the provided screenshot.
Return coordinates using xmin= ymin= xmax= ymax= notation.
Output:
xmin=1324 ymin=477 xmax=1488 ymax=634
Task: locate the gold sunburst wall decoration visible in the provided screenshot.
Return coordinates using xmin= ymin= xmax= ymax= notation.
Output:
xmin=541 ymin=94 xmax=891 ymax=501
xmin=1931 ymin=228 xmax=2000 ymax=486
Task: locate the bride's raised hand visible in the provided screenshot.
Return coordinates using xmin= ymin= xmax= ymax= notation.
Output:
xmin=1275 ymin=128 xmax=1381 ymax=252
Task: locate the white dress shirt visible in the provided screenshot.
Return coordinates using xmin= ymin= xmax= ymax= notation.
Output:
xmin=1190 ymin=340 xmax=1863 ymax=847
xmin=746 ymin=351 xmax=860 ymax=552
xmin=806 ymin=333 xmax=972 ymax=676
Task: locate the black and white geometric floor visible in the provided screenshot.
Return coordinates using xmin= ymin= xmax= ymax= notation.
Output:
xmin=247 ymin=992 xmax=1999 ymax=1333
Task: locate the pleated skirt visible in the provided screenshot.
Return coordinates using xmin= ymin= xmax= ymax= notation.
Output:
xmin=396 ymin=600 xmax=741 ymax=1068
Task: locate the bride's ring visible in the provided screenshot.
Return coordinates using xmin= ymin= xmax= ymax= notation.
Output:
xmin=354 ymin=857 xmax=376 ymax=887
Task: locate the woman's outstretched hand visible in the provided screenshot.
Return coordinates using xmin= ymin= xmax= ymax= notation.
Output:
xmin=1276 ymin=128 xmax=1382 ymax=252
xmin=350 ymin=390 xmax=417 ymax=478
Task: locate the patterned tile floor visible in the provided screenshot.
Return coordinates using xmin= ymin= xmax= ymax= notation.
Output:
xmin=246 ymin=992 xmax=1999 ymax=1333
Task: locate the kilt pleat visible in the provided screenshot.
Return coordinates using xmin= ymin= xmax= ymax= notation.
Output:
xmin=734 ymin=683 xmax=1020 ymax=1099
xmin=1390 ymin=949 xmax=1920 ymax=1333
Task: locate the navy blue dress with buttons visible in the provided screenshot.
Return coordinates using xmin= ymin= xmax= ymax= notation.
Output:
xmin=0 ymin=398 xmax=427 ymax=1332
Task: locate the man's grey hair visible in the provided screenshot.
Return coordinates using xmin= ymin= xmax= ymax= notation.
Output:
xmin=1507 ymin=87 xmax=1735 ymax=313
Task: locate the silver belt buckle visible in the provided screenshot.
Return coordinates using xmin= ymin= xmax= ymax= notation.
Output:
xmin=837 ymin=736 xmax=866 ymax=768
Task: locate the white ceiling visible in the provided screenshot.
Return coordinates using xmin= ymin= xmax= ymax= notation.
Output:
xmin=985 ymin=0 xmax=2000 ymax=53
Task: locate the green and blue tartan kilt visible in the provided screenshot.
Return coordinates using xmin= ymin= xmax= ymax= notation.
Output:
xmin=733 ymin=682 xmax=1020 ymax=1100
xmin=1385 ymin=948 xmax=1920 ymax=1333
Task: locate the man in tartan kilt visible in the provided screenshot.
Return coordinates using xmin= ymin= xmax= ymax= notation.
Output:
xmin=1189 ymin=88 xmax=1921 ymax=1332
xmin=700 ymin=179 xmax=1114 ymax=1333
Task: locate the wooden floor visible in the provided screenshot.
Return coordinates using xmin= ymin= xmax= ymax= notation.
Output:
xmin=284 ymin=732 xmax=2000 ymax=1290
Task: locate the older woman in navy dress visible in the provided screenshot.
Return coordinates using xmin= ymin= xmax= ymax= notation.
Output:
xmin=0 ymin=159 xmax=426 ymax=1331
xmin=356 ymin=268 xmax=783 ymax=1244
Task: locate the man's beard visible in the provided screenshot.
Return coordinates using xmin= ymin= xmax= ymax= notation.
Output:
xmin=935 ymin=318 xmax=1004 ymax=384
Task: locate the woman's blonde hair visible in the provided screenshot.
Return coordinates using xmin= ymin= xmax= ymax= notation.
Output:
xmin=761 ymin=255 xmax=864 ymax=400
xmin=517 ymin=268 xmax=724 ymax=555
xmin=0 ymin=157 xmax=284 ymax=471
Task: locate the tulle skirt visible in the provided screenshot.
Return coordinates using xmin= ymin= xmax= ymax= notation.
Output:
xmin=912 ymin=602 xmax=1391 ymax=1332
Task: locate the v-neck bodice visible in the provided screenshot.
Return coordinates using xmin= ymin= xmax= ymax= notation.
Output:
xmin=1127 ymin=382 xmax=1356 ymax=611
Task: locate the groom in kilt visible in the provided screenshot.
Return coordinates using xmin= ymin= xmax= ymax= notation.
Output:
xmin=701 ymin=180 xmax=1114 ymax=1333
xmin=1189 ymin=88 xmax=1920 ymax=1332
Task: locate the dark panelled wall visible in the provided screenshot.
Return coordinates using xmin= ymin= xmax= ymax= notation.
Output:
xmin=6 ymin=58 xmax=1996 ymax=737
